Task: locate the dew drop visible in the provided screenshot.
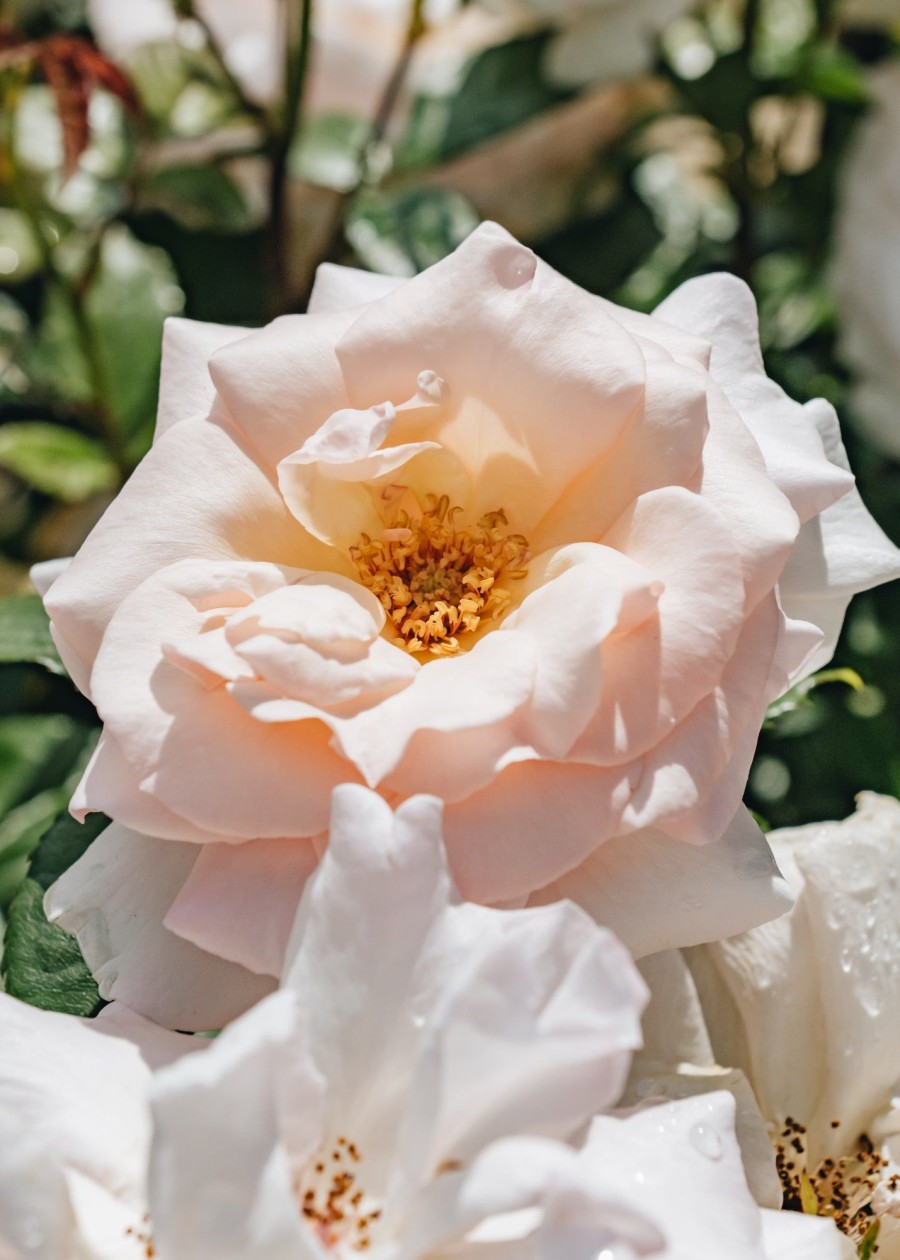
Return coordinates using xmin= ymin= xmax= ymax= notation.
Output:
xmin=689 ymin=1122 xmax=723 ymax=1160
xmin=495 ymin=247 xmax=536 ymax=289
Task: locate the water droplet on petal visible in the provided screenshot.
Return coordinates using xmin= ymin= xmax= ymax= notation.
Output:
xmin=690 ymin=1122 xmax=723 ymax=1160
xmin=495 ymin=246 xmax=536 ymax=289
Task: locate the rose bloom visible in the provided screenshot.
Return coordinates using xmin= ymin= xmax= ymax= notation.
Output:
xmin=833 ymin=61 xmax=900 ymax=461
xmin=667 ymin=795 xmax=900 ymax=1259
xmin=41 ymin=223 xmax=900 ymax=1028
xmin=0 ymin=786 xmax=847 ymax=1260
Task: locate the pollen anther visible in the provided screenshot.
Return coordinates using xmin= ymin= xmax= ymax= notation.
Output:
xmin=350 ymin=501 xmax=529 ymax=656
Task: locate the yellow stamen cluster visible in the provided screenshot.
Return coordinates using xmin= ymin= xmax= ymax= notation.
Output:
xmin=777 ymin=1116 xmax=894 ymax=1254
xmin=297 ymin=1137 xmax=381 ymax=1252
xmin=350 ymin=497 xmax=529 ymax=656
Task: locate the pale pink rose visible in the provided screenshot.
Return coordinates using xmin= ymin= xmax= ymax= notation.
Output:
xmin=41 ymin=224 xmax=900 ymax=1028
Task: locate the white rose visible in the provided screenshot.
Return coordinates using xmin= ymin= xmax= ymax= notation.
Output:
xmin=641 ymin=795 xmax=900 ymax=1258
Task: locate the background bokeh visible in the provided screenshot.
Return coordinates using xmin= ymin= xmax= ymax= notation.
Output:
xmin=1 ymin=0 xmax=899 ymax=922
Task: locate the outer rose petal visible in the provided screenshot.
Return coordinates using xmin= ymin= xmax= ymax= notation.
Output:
xmin=86 ymin=560 xmax=357 ymax=840
xmin=44 ymin=414 xmax=314 ymax=689
xmin=690 ymin=794 xmax=900 ymax=1160
xmin=627 ymin=950 xmax=783 ymax=1209
xmin=155 ymin=316 xmax=250 ymax=441
xmin=526 ymin=805 xmax=793 ymax=959
xmin=71 ymin=733 xmax=230 ymax=844
xmin=45 ymin=823 xmax=274 ymax=1031
xmin=777 ymin=397 xmax=900 ymax=680
xmin=395 ymin=898 xmax=647 ymax=1182
xmin=424 ymin=1135 xmax=662 ymax=1259
xmin=655 ymin=273 xmax=852 ymax=524
xmin=760 ymin=1209 xmax=850 ymax=1260
xmin=150 ymin=992 xmax=320 ymax=1260
xmin=164 ymin=837 xmax=321 ymax=978
xmin=0 ymin=992 xmax=153 ymax=1235
xmin=582 ymin=1094 xmax=773 ymax=1260
xmin=307 ymin=262 xmax=406 ymax=314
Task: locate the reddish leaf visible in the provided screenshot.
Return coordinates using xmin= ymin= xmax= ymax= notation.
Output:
xmin=0 ymin=30 xmax=140 ymax=177
xmin=39 ymin=44 xmax=92 ymax=176
xmin=58 ymin=38 xmax=140 ymax=115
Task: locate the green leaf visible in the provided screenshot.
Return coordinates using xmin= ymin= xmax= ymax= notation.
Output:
xmin=0 ymin=729 xmax=99 ymax=909
xmin=1 ymin=809 xmax=107 ymax=1015
xmin=290 ymin=113 xmax=369 ymax=193
xmin=0 ymin=789 xmax=68 ymax=906
xmin=27 ymin=807 xmax=109 ymax=891
xmin=766 ymin=668 xmax=865 ymax=725
xmin=538 ymin=193 xmax=663 ymax=297
xmin=798 ymin=44 xmax=869 ymax=106
xmin=138 ymin=164 xmax=258 ymax=233
xmin=128 ymin=41 xmax=196 ymax=121
xmin=0 ymin=595 xmax=65 ymax=675
xmin=2 ymin=879 xmax=101 ymax=1014
xmin=0 ymin=714 xmax=93 ymax=820
xmin=0 ymin=422 xmax=118 ymax=502
xmin=21 ymin=284 xmax=93 ymax=410
xmin=347 ymin=187 xmax=480 ymax=277
xmin=84 ymin=226 xmax=185 ymax=447
xmin=399 ymin=34 xmax=567 ymax=169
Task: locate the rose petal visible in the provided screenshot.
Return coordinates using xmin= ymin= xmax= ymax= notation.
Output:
xmin=155 ymin=316 xmax=250 ymax=441
xmin=307 ymin=262 xmax=406 ymax=315
xmin=655 ymin=273 xmax=852 ymax=522
xmin=44 ymin=415 xmax=318 ymax=690
xmin=164 ymin=837 xmax=321 ymax=978
xmin=778 ymin=397 xmax=900 ymax=680
xmin=86 ymin=560 xmax=356 ymax=839
xmin=150 ymin=991 xmax=321 ymax=1260
xmin=333 ymin=223 xmax=646 ymax=533
xmin=70 ymin=733 xmax=229 ymax=844
xmin=442 ymin=759 xmax=636 ymax=904
xmin=528 ymin=805 xmax=793 ymax=959
xmin=45 ymin=823 xmax=274 ymax=1031
xmin=208 ymin=309 xmax=354 ymax=470
xmin=573 ymin=486 xmax=747 ymax=768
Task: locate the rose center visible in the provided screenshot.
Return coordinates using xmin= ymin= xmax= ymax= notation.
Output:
xmin=298 ymin=1137 xmax=382 ymax=1253
xmin=350 ymin=496 xmax=530 ymax=657
xmin=776 ymin=1115 xmax=894 ymax=1252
